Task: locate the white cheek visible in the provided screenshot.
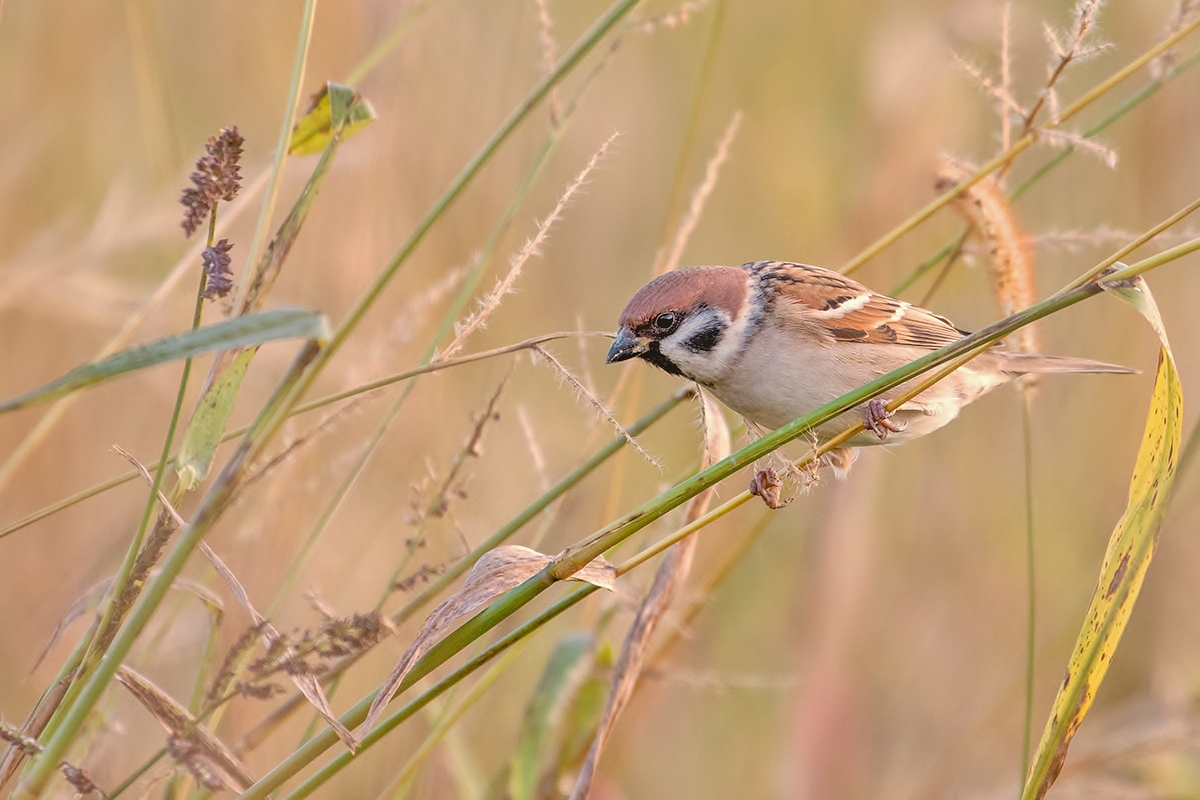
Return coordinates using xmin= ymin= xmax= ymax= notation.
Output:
xmin=660 ymin=310 xmax=748 ymax=384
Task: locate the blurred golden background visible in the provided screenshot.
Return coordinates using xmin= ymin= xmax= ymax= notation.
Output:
xmin=1 ymin=0 xmax=1199 ymax=797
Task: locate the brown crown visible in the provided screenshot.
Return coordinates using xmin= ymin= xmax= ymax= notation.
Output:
xmin=618 ymin=266 xmax=747 ymax=329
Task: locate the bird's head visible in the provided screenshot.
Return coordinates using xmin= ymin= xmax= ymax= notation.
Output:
xmin=606 ymin=265 xmax=751 ymax=384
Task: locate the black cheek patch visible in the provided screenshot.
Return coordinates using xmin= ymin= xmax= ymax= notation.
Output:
xmin=684 ymin=325 xmax=723 ymax=353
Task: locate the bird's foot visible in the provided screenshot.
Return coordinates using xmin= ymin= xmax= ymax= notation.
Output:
xmin=863 ymin=399 xmax=905 ymax=440
xmin=750 ymin=467 xmax=792 ymax=509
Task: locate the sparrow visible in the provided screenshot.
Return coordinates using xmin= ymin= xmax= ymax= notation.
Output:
xmin=606 ymin=261 xmax=1132 ymax=491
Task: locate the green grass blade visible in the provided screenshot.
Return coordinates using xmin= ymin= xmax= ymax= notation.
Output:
xmin=177 ymin=348 xmax=257 ymax=490
xmin=0 ymin=309 xmax=330 ymax=415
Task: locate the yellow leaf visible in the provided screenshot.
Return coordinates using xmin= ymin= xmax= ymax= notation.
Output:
xmin=1023 ymin=273 xmax=1183 ymax=799
xmin=288 ymin=82 xmax=376 ymax=156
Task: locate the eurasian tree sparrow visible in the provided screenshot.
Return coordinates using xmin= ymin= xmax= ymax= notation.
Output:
xmin=606 ymin=261 xmax=1132 ymax=488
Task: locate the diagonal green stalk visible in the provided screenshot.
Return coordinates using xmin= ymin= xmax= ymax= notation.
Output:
xmin=214 ymin=70 xmax=626 ymax=746
xmin=237 ymin=224 xmax=1200 ymax=799
xmin=10 ymin=217 xmax=221 ymax=784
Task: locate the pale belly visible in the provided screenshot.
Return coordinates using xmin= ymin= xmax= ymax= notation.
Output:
xmin=702 ymin=327 xmax=999 ymax=447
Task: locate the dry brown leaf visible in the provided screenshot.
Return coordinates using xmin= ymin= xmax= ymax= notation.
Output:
xmin=198 ymin=542 xmax=356 ymax=750
xmin=115 ymin=666 xmax=254 ymax=792
xmin=359 ymin=545 xmax=616 ymax=742
xmin=570 ymin=389 xmax=730 ymax=800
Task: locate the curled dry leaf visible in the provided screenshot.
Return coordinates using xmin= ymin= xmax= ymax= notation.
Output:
xmin=570 ymin=388 xmax=730 ymax=800
xmin=198 ymin=542 xmax=357 ymax=750
xmin=359 ymin=545 xmax=616 ymax=743
xmin=115 ymin=666 xmax=254 ymax=792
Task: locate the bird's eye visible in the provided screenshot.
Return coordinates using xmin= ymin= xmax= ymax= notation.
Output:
xmin=653 ymin=312 xmax=678 ymax=332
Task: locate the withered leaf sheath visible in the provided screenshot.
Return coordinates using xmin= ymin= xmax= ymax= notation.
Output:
xmin=180 ymin=127 xmax=244 ymax=237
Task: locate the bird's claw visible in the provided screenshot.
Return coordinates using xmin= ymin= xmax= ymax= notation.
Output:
xmin=749 ymin=467 xmax=792 ymax=509
xmin=863 ymin=399 xmax=905 ymax=440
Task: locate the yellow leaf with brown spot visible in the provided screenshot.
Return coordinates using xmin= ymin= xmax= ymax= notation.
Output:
xmin=1023 ymin=273 xmax=1182 ymax=799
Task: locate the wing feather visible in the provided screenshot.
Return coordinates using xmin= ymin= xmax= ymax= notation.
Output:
xmin=748 ymin=261 xmax=967 ymax=348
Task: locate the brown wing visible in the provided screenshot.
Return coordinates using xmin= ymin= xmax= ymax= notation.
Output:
xmin=748 ymin=261 xmax=967 ymax=348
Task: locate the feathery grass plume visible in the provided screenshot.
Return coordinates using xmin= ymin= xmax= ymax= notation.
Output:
xmin=180 ymin=127 xmax=244 ymax=237
xmin=1150 ymin=0 xmax=1200 ymax=78
xmin=957 ymin=2 xmax=1116 ymax=170
xmin=952 ymin=52 xmax=1027 ymax=135
xmin=201 ymin=239 xmax=235 ymax=300
xmin=532 ymin=344 xmax=661 ymax=469
xmin=1000 ymin=3 xmax=1013 ymax=150
xmin=536 ymin=0 xmax=562 ymax=127
xmin=1031 ymin=226 xmax=1200 ymax=252
xmin=635 ymin=0 xmax=713 ymax=33
xmin=937 ymin=160 xmax=1039 ymax=354
xmin=1026 ymin=0 xmax=1113 ymax=157
xmin=659 ymin=110 xmax=742 ymax=275
xmin=441 ymin=132 xmax=619 ymax=360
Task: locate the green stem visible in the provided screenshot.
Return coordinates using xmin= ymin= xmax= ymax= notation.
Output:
xmin=32 ymin=211 xmax=217 ymax=762
xmin=1019 ymin=389 xmax=1036 ymax=786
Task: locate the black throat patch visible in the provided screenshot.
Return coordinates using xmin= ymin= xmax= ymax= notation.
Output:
xmin=638 ymin=341 xmax=685 ymax=376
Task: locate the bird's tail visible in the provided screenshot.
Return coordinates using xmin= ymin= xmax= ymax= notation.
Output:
xmin=1001 ymin=352 xmax=1137 ymax=375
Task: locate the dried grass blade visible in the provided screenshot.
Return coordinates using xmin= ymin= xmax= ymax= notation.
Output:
xmin=197 ymin=542 xmax=357 ymax=750
xmin=359 ymin=545 xmax=615 ymax=742
xmin=569 ymin=389 xmax=729 ymax=799
xmin=114 ymin=666 xmax=254 ymax=792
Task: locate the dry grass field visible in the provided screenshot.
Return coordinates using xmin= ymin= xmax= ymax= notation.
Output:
xmin=1 ymin=1 xmax=1199 ymax=798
